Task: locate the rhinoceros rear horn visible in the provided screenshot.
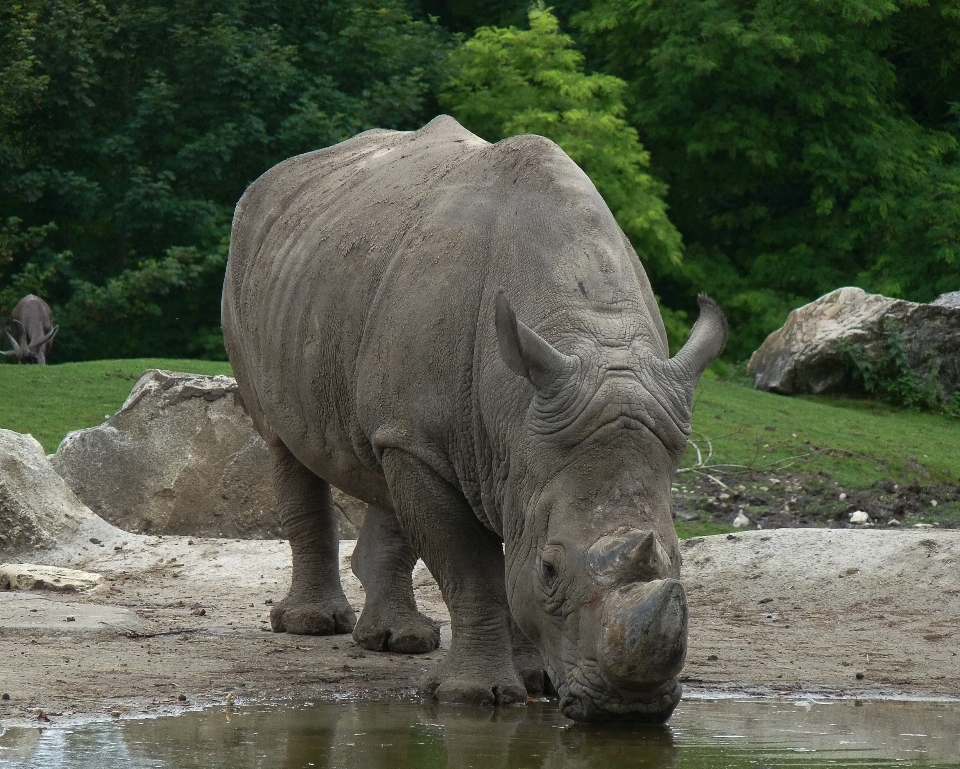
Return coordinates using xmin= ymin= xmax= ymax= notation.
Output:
xmin=668 ymin=294 xmax=727 ymax=385
xmin=495 ymin=291 xmax=575 ymax=390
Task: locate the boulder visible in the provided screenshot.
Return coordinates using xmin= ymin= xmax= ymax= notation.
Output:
xmin=932 ymin=291 xmax=960 ymax=310
xmin=0 ymin=430 xmax=118 ymax=559
xmin=51 ymin=370 xmax=366 ymax=539
xmin=748 ymin=287 xmax=960 ymax=397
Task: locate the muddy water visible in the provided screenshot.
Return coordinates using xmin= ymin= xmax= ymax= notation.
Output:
xmin=1 ymin=698 xmax=958 ymax=768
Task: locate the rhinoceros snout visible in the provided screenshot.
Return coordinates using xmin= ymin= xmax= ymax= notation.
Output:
xmin=597 ymin=579 xmax=688 ymax=688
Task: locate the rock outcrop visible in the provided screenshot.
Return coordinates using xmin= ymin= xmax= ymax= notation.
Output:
xmin=51 ymin=370 xmax=366 ymax=539
xmin=748 ymin=287 xmax=960 ymax=397
xmin=0 ymin=563 xmax=102 ymax=592
xmin=0 ymin=429 xmax=118 ymax=559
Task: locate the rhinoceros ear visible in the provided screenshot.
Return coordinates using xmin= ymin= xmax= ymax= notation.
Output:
xmin=667 ymin=294 xmax=727 ymax=386
xmin=495 ymin=291 xmax=574 ymax=390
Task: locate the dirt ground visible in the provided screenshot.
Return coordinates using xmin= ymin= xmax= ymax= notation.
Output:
xmin=672 ymin=470 xmax=960 ymax=530
xmin=1 ymin=522 xmax=958 ymax=729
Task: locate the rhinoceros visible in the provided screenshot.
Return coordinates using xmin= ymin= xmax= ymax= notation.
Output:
xmin=221 ymin=115 xmax=727 ymax=721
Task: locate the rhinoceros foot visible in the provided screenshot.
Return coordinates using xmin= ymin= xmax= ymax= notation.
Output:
xmin=352 ymin=604 xmax=440 ymax=654
xmin=419 ymin=657 xmax=527 ymax=706
xmin=269 ymin=596 xmax=356 ymax=635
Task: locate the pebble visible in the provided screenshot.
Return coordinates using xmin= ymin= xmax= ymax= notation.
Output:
xmin=849 ymin=511 xmax=869 ymax=524
xmin=733 ymin=512 xmax=751 ymax=528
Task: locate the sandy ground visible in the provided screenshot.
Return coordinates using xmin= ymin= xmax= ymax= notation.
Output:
xmin=1 ymin=526 xmax=958 ymax=728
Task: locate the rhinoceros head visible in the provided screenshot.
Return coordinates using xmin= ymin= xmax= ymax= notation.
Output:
xmin=496 ymin=292 xmax=726 ymax=721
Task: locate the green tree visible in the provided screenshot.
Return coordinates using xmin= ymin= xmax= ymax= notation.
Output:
xmin=2 ymin=0 xmax=450 ymax=360
xmin=577 ymin=0 xmax=960 ymax=359
xmin=441 ymin=6 xmax=688 ymax=346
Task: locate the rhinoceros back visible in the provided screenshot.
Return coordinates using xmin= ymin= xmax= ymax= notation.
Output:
xmin=222 ymin=115 xmax=665 ymax=512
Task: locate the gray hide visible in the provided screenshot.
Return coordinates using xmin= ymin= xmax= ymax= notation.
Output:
xmin=3 ymin=295 xmax=58 ymax=365
xmin=222 ymin=116 xmax=727 ymax=722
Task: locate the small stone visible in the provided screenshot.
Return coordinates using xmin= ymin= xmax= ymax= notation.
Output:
xmin=1 ymin=693 xmax=10 ymax=700
xmin=733 ymin=512 xmax=751 ymax=528
xmin=839 ymin=492 xmax=847 ymax=501
xmin=707 ymin=654 xmax=719 ymax=661
xmin=177 ymin=694 xmax=187 ymax=702
xmin=758 ymin=597 xmax=774 ymax=604
xmin=64 ymin=616 xmax=76 ymax=622
xmin=264 ymin=599 xmax=274 ymax=605
xmin=764 ymin=425 xmax=776 ymax=432
xmin=931 ymin=500 xmax=938 ymax=507
xmin=849 ymin=511 xmax=869 ymax=524
xmin=190 ymin=607 xmax=206 ymax=616
xmin=718 ymin=493 xmax=731 ymax=500
xmin=855 ymin=672 xmax=865 ymax=680
xmin=887 ymin=519 xmax=901 ymax=526
xmin=110 ymin=710 xmax=121 ymax=717
xmin=913 ymin=523 xmax=934 ymax=528
xmin=89 ymin=538 xmax=101 ymax=544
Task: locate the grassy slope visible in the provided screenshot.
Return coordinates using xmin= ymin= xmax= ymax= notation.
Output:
xmin=688 ymin=376 xmax=958 ymax=488
xmin=0 ymin=359 xmax=232 ymax=453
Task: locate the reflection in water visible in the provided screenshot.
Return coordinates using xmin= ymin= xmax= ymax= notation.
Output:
xmin=1 ymin=698 xmax=958 ymax=768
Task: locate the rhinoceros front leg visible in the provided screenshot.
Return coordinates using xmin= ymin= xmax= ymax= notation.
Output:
xmin=381 ymin=449 xmax=526 ymax=706
xmin=269 ymin=441 xmax=356 ymax=635
xmin=350 ymin=503 xmax=440 ymax=654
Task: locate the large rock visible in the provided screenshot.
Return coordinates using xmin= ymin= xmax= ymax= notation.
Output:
xmin=0 ymin=430 xmax=119 ymax=559
xmin=0 ymin=563 xmax=102 ymax=592
xmin=51 ymin=370 xmax=366 ymax=539
xmin=748 ymin=287 xmax=960 ymax=397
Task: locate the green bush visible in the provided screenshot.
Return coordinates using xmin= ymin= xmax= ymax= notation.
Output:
xmin=838 ymin=318 xmax=948 ymax=413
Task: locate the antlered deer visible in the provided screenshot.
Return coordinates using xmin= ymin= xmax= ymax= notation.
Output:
xmin=3 ymin=294 xmax=59 ymax=365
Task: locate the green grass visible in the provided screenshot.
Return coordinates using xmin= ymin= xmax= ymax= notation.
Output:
xmin=0 ymin=359 xmax=232 ymax=453
xmin=687 ymin=376 xmax=959 ymax=488
xmin=675 ymin=521 xmax=740 ymax=539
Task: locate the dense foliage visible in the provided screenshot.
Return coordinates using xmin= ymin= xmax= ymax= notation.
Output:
xmin=576 ymin=0 xmax=960 ymax=358
xmin=2 ymin=0 xmax=958 ymax=361
xmin=1 ymin=0 xmax=449 ymax=359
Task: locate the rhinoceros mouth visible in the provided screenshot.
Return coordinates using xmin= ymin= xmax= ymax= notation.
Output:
xmin=558 ymin=677 xmax=682 ymax=723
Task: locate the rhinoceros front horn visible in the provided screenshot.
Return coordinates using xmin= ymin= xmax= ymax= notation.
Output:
xmin=667 ymin=294 xmax=728 ymax=385
xmin=496 ymin=291 xmax=576 ymax=390
xmin=598 ymin=579 xmax=688 ymax=688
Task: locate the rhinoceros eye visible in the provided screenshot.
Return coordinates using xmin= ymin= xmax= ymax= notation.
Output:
xmin=541 ymin=560 xmax=557 ymax=582
xmin=540 ymin=547 xmax=562 ymax=588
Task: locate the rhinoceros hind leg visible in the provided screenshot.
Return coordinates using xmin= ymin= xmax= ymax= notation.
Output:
xmin=351 ymin=504 xmax=440 ymax=654
xmin=381 ymin=449 xmax=526 ymax=706
xmin=269 ymin=441 xmax=356 ymax=635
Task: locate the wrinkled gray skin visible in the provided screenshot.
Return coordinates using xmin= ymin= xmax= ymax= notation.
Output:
xmin=222 ymin=116 xmax=727 ymax=722
xmin=3 ymin=294 xmax=59 ymax=365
